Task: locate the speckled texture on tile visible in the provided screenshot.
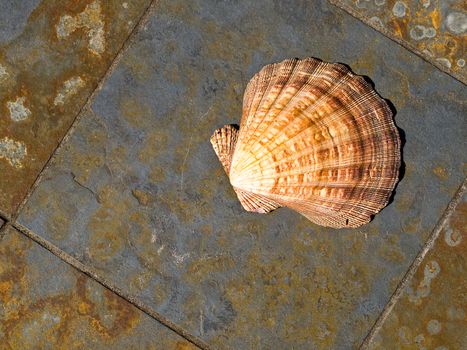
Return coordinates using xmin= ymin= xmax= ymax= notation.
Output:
xmin=0 ymin=225 xmax=198 ymax=349
xmin=0 ymin=1 xmax=42 ymax=44
xmin=0 ymin=0 xmax=152 ymax=217
xmin=330 ymin=0 xmax=467 ymax=83
xmin=17 ymin=0 xmax=467 ymax=348
xmin=369 ymin=189 xmax=467 ymax=350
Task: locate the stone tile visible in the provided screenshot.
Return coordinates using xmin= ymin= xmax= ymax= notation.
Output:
xmin=0 ymin=225 xmax=198 ymax=349
xmin=329 ymin=0 xmax=467 ymax=83
xmin=0 ymin=0 xmax=152 ymax=216
xmin=18 ymin=0 xmax=467 ymax=348
xmin=369 ymin=187 xmax=467 ymax=350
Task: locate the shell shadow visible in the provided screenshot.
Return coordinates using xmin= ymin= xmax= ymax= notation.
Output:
xmin=384 ymin=98 xmax=406 ymax=207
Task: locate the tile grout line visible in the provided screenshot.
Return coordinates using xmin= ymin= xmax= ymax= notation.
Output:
xmin=12 ymin=0 xmax=159 ymax=223
xmin=359 ymin=177 xmax=467 ymax=349
xmin=12 ymin=221 xmax=211 ymax=350
xmin=327 ymin=0 xmax=466 ymax=86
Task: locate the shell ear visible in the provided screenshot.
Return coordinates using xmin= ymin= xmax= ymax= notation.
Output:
xmin=210 ymin=124 xmax=239 ymax=175
xmin=211 ymin=124 xmax=282 ymax=214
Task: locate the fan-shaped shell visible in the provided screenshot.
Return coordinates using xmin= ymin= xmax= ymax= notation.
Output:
xmin=211 ymin=57 xmax=400 ymax=228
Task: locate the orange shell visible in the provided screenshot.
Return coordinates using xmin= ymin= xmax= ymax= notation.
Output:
xmin=211 ymin=58 xmax=401 ymax=228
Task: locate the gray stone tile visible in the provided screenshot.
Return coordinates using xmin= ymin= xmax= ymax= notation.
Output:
xmin=0 ymin=0 xmax=42 ymax=44
xmin=0 ymin=225 xmax=198 ymax=349
xmin=18 ymin=0 xmax=467 ymax=348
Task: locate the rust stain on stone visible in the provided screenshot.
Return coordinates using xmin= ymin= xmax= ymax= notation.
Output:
xmin=0 ymin=226 xmax=199 ymax=349
xmin=120 ymin=96 xmax=154 ymax=129
xmin=131 ymin=189 xmax=151 ymax=206
xmin=0 ymin=233 xmax=139 ymax=346
xmin=86 ymin=185 xmax=130 ymax=265
xmin=71 ymin=152 xmax=105 ymax=184
xmin=378 ymin=235 xmax=405 ymax=263
xmin=432 ymin=166 xmax=449 ymax=181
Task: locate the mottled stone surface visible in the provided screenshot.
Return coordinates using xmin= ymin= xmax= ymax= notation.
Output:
xmin=370 ymin=189 xmax=467 ymax=350
xmin=0 ymin=0 xmax=152 ymax=217
xmin=330 ymin=0 xmax=467 ymax=83
xmin=17 ymin=0 xmax=467 ymax=348
xmin=0 ymin=1 xmax=42 ymax=44
xmin=0 ymin=225 xmax=198 ymax=349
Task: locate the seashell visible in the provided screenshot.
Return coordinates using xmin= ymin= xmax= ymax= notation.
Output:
xmin=211 ymin=57 xmax=400 ymax=228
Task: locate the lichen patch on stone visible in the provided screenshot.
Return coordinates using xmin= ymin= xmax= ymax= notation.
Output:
xmin=7 ymin=96 xmax=31 ymax=122
xmin=0 ymin=64 xmax=8 ymax=81
xmin=392 ymin=1 xmax=407 ymax=18
xmin=0 ymin=137 xmax=27 ymax=168
xmin=407 ymin=260 xmax=440 ymax=304
xmin=56 ymin=1 xmax=105 ymax=56
xmin=54 ymin=76 xmax=85 ymax=106
xmin=445 ymin=12 xmax=467 ymax=35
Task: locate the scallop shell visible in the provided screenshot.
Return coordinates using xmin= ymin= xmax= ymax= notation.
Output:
xmin=211 ymin=57 xmax=400 ymax=228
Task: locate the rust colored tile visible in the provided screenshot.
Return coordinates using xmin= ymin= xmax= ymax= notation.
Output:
xmin=329 ymin=0 xmax=467 ymax=84
xmin=369 ymin=189 xmax=467 ymax=349
xmin=0 ymin=0 xmax=152 ymax=216
xmin=0 ymin=225 xmax=198 ymax=349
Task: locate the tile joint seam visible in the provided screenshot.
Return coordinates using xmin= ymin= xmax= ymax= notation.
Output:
xmin=359 ymin=177 xmax=467 ymax=349
xmin=327 ymin=0 xmax=466 ymax=86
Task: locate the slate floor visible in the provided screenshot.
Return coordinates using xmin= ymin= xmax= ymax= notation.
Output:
xmin=0 ymin=1 xmax=465 ymax=349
